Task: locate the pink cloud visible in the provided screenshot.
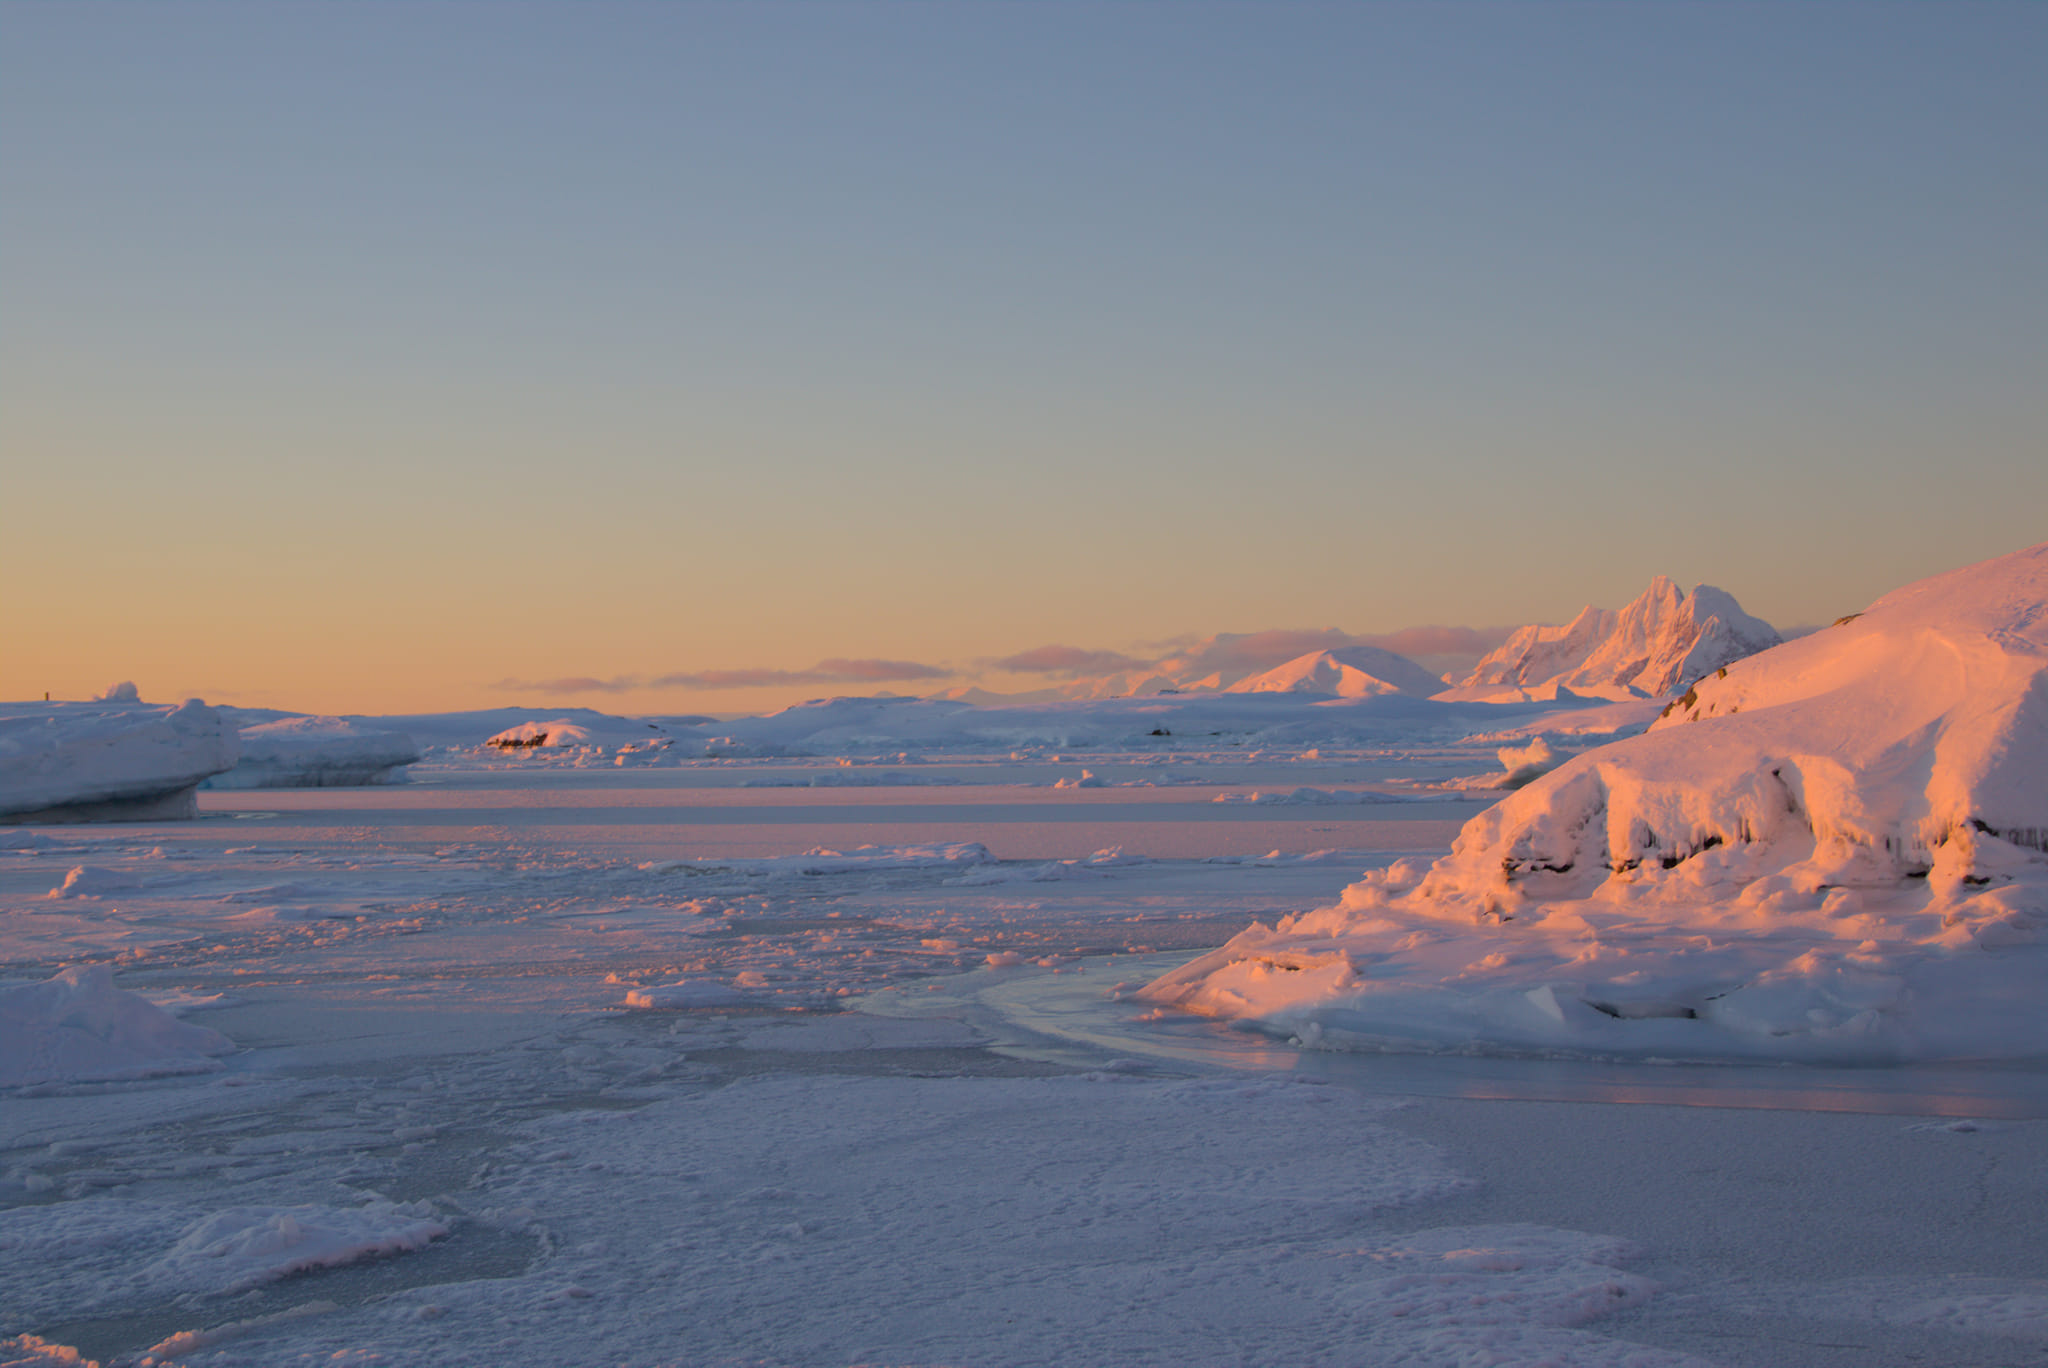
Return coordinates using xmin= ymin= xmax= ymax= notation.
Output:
xmin=652 ymin=658 xmax=953 ymax=690
xmin=993 ymin=645 xmax=1148 ymax=676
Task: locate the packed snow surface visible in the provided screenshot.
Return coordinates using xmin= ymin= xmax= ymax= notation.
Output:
xmin=1445 ymin=577 xmax=1780 ymax=702
xmin=1146 ymin=544 xmax=2048 ymax=1063
xmin=0 ymin=702 xmax=238 ymax=823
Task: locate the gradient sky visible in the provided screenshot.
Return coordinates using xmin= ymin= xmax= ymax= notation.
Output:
xmin=6 ymin=2 xmax=2044 ymax=716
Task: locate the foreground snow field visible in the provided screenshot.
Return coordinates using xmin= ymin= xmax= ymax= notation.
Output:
xmin=2 ymin=746 xmax=2044 ymax=1367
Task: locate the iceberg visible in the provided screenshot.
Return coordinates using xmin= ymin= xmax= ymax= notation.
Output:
xmin=208 ymin=715 xmax=422 ymax=789
xmin=0 ymin=699 xmax=237 ymax=823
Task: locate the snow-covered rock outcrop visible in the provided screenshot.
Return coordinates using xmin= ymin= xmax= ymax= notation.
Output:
xmin=1143 ymin=544 xmax=2048 ymax=1063
xmin=1443 ymin=577 xmax=1780 ymax=701
xmin=0 ymin=700 xmax=238 ymax=822
xmin=207 ymin=716 xmax=422 ymax=789
xmin=1224 ymin=645 xmax=1444 ymax=699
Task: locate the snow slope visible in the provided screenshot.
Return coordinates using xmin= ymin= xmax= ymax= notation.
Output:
xmin=0 ymin=701 xmax=238 ymax=822
xmin=1444 ymin=577 xmax=1780 ymax=701
xmin=1144 ymin=544 xmax=2048 ymax=1063
xmin=1224 ymin=644 xmax=1445 ymax=699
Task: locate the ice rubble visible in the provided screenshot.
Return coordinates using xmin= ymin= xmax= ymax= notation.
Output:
xmin=0 ymin=700 xmax=237 ymax=823
xmin=1223 ymin=644 xmax=1445 ymax=698
xmin=1143 ymin=543 xmax=2048 ymax=1063
xmin=1442 ymin=576 xmax=1780 ymax=702
xmin=206 ymin=715 xmax=421 ymax=789
xmin=0 ymin=966 xmax=235 ymax=1088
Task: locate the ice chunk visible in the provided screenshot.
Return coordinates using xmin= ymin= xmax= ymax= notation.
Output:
xmin=147 ymin=1202 xmax=446 ymax=1293
xmin=0 ymin=966 xmax=234 ymax=1088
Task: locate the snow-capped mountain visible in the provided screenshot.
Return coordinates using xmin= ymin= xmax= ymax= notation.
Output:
xmin=1442 ymin=576 xmax=1780 ymax=701
xmin=1223 ymin=644 xmax=1445 ymax=699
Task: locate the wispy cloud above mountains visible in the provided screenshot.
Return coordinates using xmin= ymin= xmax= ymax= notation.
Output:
xmin=991 ymin=646 xmax=1149 ymax=676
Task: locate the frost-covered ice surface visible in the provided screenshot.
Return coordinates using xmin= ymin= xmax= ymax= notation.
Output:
xmin=3 ymin=648 xmax=2046 ymax=1365
xmin=1146 ymin=544 xmax=2048 ymax=1064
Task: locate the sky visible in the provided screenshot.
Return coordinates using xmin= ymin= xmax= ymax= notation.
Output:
xmin=5 ymin=1 xmax=2044 ymax=716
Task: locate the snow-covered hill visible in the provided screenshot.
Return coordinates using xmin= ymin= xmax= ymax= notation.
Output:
xmin=1143 ymin=543 xmax=2048 ymax=1063
xmin=1441 ymin=577 xmax=1779 ymax=702
xmin=1223 ymin=645 xmax=1444 ymax=699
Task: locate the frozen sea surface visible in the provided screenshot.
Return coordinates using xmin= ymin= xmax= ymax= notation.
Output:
xmin=3 ymin=756 xmax=2044 ymax=1367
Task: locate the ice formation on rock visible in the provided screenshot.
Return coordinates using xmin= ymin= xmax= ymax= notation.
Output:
xmin=0 ymin=700 xmax=238 ymax=823
xmin=1144 ymin=544 xmax=2048 ymax=1063
xmin=1445 ymin=577 xmax=1780 ymax=701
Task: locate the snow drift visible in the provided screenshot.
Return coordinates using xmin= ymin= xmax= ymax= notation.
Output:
xmin=1444 ymin=577 xmax=1780 ymax=702
xmin=0 ymin=700 xmax=237 ymax=822
xmin=1143 ymin=544 xmax=2048 ymax=1063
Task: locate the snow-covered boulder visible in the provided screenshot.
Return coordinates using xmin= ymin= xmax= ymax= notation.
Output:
xmin=0 ymin=700 xmax=238 ymax=823
xmin=0 ymin=965 xmax=235 ymax=1088
xmin=1143 ymin=544 xmax=2048 ymax=1063
xmin=1444 ymin=577 xmax=1780 ymax=701
xmin=1224 ymin=645 xmax=1445 ymax=699
xmin=207 ymin=716 xmax=422 ymax=789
